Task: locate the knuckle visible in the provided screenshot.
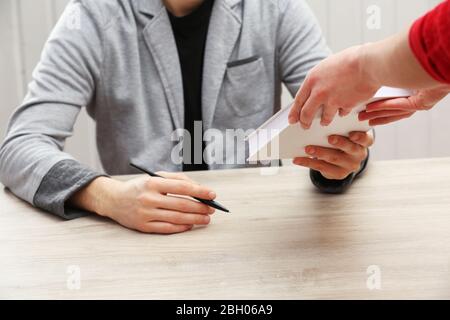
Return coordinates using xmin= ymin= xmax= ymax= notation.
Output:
xmin=172 ymin=172 xmax=183 ymax=179
xmin=180 ymin=173 xmax=190 ymax=180
xmin=197 ymin=186 xmax=210 ymax=197
xmin=342 ymin=106 xmax=353 ymax=112
xmin=179 ymin=201 xmax=191 ymax=212
xmin=301 ymin=108 xmax=313 ymax=119
xmin=194 ymin=216 xmax=206 ymax=224
xmin=135 ymin=207 xmax=146 ymax=219
xmin=307 ymin=72 xmax=318 ymax=85
xmin=199 ymin=204 xmax=211 ymax=214
xmin=351 ymin=144 xmax=360 ymax=154
xmin=144 ymin=178 xmax=154 ymax=189
xmin=136 ymin=194 xmax=148 ymax=206
xmin=138 ymin=195 xmax=159 ymax=209
xmin=324 ymin=105 xmax=337 ymax=115
xmin=151 ymin=178 xmax=164 ymax=190
xmin=178 ymin=181 xmax=191 ymax=194
xmin=329 ymin=155 xmax=340 ymax=164
xmin=161 ymin=224 xmax=175 ymax=234
xmin=190 ymin=202 xmax=203 ymax=213
xmin=323 ymin=112 xmax=333 ymax=121
xmin=149 ymin=195 xmax=162 ymax=208
xmin=169 ymin=212 xmax=182 ymax=223
xmin=333 ymin=137 xmax=343 ymax=147
xmin=314 ymin=88 xmax=327 ymax=100
xmin=327 ymin=98 xmax=339 ymax=107
xmin=191 ymin=185 xmax=202 ymax=195
xmin=136 ymin=222 xmax=152 ymax=233
xmin=311 ymin=148 xmax=322 ymax=157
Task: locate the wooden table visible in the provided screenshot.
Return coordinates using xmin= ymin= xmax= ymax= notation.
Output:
xmin=2 ymin=158 xmax=450 ymax=299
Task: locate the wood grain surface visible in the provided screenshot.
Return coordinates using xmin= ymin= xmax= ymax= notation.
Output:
xmin=1 ymin=158 xmax=450 ymax=299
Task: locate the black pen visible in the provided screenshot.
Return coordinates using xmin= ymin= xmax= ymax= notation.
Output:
xmin=129 ymin=162 xmax=230 ymax=213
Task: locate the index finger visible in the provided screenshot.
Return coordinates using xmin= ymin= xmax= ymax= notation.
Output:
xmin=289 ymin=78 xmax=312 ymax=124
xmin=153 ymin=178 xmax=216 ymax=200
xmin=366 ymin=97 xmax=414 ymax=112
xmin=359 ymin=109 xmax=414 ymax=122
xmin=156 ymin=171 xmax=198 ymax=184
xmin=299 ymin=92 xmax=324 ymax=129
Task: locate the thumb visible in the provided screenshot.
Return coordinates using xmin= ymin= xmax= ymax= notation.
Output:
xmin=412 ymin=88 xmax=449 ymax=111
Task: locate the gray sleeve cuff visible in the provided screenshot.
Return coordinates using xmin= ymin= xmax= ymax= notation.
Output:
xmin=33 ymin=159 xmax=106 ymax=220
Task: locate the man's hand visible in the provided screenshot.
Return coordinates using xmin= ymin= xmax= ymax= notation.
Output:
xmin=70 ymin=172 xmax=216 ymax=234
xmin=359 ymin=86 xmax=450 ymax=126
xmin=288 ymin=45 xmax=380 ymax=129
xmin=293 ymin=131 xmax=373 ymax=180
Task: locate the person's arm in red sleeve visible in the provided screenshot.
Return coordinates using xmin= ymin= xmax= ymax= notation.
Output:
xmin=409 ymin=0 xmax=450 ymax=84
xmin=289 ymin=1 xmax=450 ymax=128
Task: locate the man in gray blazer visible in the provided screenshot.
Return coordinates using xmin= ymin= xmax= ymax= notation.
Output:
xmin=0 ymin=0 xmax=373 ymax=234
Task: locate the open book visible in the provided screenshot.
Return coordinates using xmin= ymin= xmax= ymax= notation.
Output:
xmin=247 ymin=87 xmax=412 ymax=162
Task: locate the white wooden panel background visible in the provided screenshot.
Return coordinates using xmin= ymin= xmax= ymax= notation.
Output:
xmin=0 ymin=0 xmax=449 ymax=169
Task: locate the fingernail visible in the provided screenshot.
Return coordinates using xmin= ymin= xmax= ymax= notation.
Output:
xmin=294 ymin=158 xmax=306 ymax=165
xmin=306 ymin=146 xmax=315 ymax=155
xmin=209 ymin=192 xmax=216 ymax=199
xmin=204 ymin=215 xmax=211 ymax=223
xmin=209 ymin=207 xmax=216 ymax=214
xmin=351 ymin=133 xmax=361 ymax=142
xmin=288 ymin=116 xmax=297 ymax=124
xmin=321 ymin=120 xmax=330 ymax=126
xmin=330 ymin=137 xmax=338 ymax=145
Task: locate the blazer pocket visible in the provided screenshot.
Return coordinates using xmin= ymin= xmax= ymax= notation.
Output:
xmin=224 ymin=57 xmax=268 ymax=117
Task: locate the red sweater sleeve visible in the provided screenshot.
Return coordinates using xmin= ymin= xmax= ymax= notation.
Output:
xmin=409 ymin=0 xmax=450 ymax=84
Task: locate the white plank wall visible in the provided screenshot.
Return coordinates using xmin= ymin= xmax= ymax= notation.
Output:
xmin=0 ymin=0 xmax=449 ymax=168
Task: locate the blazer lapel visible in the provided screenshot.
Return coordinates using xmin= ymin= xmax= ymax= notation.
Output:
xmin=140 ymin=0 xmax=184 ymax=130
xmin=202 ymin=0 xmax=242 ymax=131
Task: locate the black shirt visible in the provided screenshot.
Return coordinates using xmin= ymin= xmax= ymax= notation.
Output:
xmin=168 ymin=0 xmax=214 ymax=172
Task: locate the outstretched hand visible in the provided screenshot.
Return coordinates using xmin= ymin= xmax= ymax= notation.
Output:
xmin=359 ymin=86 xmax=450 ymax=126
xmin=288 ymin=45 xmax=380 ymax=129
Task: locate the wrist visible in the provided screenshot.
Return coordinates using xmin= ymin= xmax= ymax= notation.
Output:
xmin=359 ymin=43 xmax=383 ymax=91
xmin=70 ymin=176 xmax=123 ymax=218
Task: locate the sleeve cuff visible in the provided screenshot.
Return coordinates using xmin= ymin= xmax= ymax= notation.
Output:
xmin=33 ymin=159 xmax=107 ymax=220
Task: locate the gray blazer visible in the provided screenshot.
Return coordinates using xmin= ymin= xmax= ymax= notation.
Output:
xmin=0 ymin=0 xmax=329 ymax=214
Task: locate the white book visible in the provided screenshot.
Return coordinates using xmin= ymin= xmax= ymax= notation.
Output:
xmin=247 ymin=87 xmax=413 ymax=162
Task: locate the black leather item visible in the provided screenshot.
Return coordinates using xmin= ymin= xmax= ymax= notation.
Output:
xmin=309 ymin=149 xmax=370 ymax=194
